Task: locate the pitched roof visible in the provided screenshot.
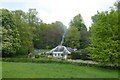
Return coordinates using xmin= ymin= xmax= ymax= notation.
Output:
xmin=66 ymin=47 xmax=74 ymax=52
xmin=54 ymin=46 xmax=64 ymax=52
xmin=47 ymin=45 xmax=74 ymax=54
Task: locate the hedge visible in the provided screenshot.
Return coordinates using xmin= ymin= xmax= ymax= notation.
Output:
xmin=1 ymin=58 xmax=119 ymax=69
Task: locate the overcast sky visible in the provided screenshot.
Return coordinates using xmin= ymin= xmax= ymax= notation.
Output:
xmin=0 ymin=0 xmax=117 ymax=29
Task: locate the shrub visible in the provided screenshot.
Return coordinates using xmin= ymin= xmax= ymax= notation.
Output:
xmin=71 ymin=49 xmax=90 ymax=60
xmin=78 ymin=49 xmax=90 ymax=60
xmin=2 ymin=58 xmax=119 ymax=69
xmin=2 ymin=58 xmax=62 ymax=64
xmin=35 ymin=55 xmax=39 ymax=58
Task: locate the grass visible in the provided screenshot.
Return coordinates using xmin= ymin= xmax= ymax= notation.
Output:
xmin=0 ymin=61 xmax=2 ymax=79
xmin=2 ymin=62 xmax=118 ymax=78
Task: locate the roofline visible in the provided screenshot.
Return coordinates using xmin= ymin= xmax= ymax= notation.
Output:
xmin=47 ymin=45 xmax=72 ymax=54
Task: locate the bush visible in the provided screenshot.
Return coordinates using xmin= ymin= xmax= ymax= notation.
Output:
xmin=2 ymin=58 xmax=119 ymax=69
xmin=78 ymin=49 xmax=90 ymax=60
xmin=71 ymin=52 xmax=80 ymax=59
xmin=71 ymin=49 xmax=90 ymax=60
xmin=35 ymin=55 xmax=39 ymax=58
xmin=2 ymin=58 xmax=63 ymax=64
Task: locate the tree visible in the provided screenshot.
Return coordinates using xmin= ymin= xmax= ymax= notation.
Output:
xmin=70 ymin=14 xmax=88 ymax=49
xmin=39 ymin=21 xmax=65 ymax=49
xmin=70 ymin=14 xmax=87 ymax=31
xmin=69 ymin=14 xmax=90 ymax=60
xmin=28 ymin=8 xmax=40 ymax=25
xmin=12 ymin=10 xmax=34 ymax=55
xmin=88 ymin=8 xmax=119 ymax=66
xmin=28 ymin=8 xmax=43 ymax=49
xmin=1 ymin=8 xmax=67 ymax=57
xmin=2 ymin=9 xmax=21 ymax=57
xmin=65 ymin=26 xmax=80 ymax=49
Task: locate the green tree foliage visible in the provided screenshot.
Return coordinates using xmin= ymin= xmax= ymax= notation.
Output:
xmin=2 ymin=8 xmax=66 ymax=57
xmin=70 ymin=14 xmax=89 ymax=49
xmin=28 ymin=8 xmax=40 ymax=48
xmin=70 ymin=14 xmax=87 ymax=31
xmin=2 ymin=9 xmax=21 ymax=57
xmin=28 ymin=8 xmax=40 ymax=25
xmin=12 ymin=10 xmax=34 ymax=55
xmin=68 ymin=14 xmax=90 ymax=60
xmin=88 ymin=8 xmax=119 ymax=66
xmin=65 ymin=26 xmax=80 ymax=49
xmin=39 ymin=21 xmax=65 ymax=49
xmin=0 ymin=9 xmax=2 ymax=57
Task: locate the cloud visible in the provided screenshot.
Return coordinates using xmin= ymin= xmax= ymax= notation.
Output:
xmin=0 ymin=0 xmax=116 ymax=29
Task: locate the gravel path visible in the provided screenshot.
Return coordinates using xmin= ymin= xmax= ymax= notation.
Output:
xmin=67 ymin=59 xmax=98 ymax=64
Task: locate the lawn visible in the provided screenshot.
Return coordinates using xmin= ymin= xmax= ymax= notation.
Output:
xmin=2 ymin=62 xmax=118 ymax=78
xmin=0 ymin=61 xmax=2 ymax=79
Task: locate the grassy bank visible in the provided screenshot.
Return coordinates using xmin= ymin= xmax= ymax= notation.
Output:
xmin=2 ymin=62 xmax=118 ymax=78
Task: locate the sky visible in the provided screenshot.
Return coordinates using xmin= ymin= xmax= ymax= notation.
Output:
xmin=0 ymin=0 xmax=117 ymax=29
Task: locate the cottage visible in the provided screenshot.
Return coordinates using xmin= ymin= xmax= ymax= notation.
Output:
xmin=46 ymin=45 xmax=75 ymax=59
